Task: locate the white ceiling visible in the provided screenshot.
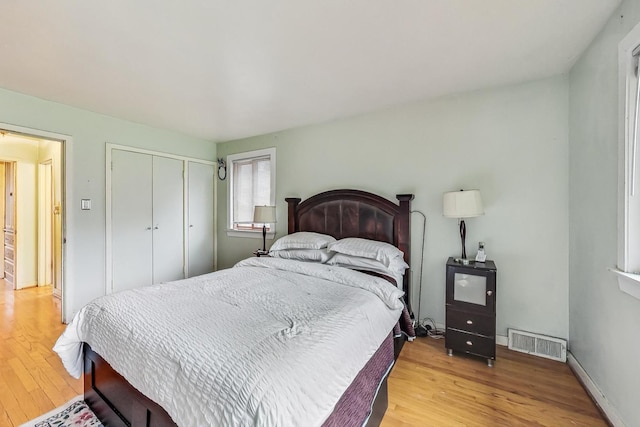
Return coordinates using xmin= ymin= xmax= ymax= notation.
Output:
xmin=0 ymin=1 xmax=620 ymax=143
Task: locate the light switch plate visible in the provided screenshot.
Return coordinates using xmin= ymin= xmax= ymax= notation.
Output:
xmin=81 ymin=199 xmax=91 ymax=210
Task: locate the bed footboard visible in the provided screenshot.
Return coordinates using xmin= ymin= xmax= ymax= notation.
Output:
xmin=84 ymin=339 xmax=395 ymax=427
xmin=84 ymin=344 xmax=176 ymax=427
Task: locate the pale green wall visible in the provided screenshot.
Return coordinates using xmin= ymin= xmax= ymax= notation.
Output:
xmin=569 ymin=1 xmax=640 ymax=425
xmin=0 ymin=87 xmax=216 ymax=321
xmin=217 ymin=75 xmax=570 ymax=340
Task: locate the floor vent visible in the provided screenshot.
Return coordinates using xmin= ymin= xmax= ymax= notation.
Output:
xmin=508 ymin=329 xmax=567 ymax=362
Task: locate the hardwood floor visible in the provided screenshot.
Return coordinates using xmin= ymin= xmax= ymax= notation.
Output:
xmin=382 ymin=337 xmax=607 ymax=426
xmin=1 ymin=281 xmax=606 ymax=426
xmin=0 ymin=280 xmax=82 ymax=426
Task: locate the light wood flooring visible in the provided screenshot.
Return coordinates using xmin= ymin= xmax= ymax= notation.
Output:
xmin=1 ymin=282 xmax=606 ymax=426
xmin=382 ymin=337 xmax=607 ymax=426
xmin=0 ymin=280 xmax=82 ymax=426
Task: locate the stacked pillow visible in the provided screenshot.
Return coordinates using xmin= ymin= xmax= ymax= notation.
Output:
xmin=269 ymin=232 xmax=335 ymax=263
xmin=269 ymin=233 xmax=409 ymax=286
xmin=325 ymin=238 xmax=409 ymax=286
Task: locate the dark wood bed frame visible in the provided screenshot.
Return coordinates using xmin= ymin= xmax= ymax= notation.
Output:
xmin=84 ymin=189 xmax=414 ymax=427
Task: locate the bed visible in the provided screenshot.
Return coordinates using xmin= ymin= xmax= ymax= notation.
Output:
xmin=55 ymin=189 xmax=415 ymax=427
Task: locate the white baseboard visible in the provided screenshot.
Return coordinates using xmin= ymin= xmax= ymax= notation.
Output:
xmin=567 ymin=352 xmax=625 ymax=427
xmin=496 ymin=334 xmax=508 ymax=346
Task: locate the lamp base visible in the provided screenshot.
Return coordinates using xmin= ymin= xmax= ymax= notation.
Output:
xmin=454 ymin=257 xmax=472 ymax=265
xmin=459 ymin=219 xmax=467 ymax=259
xmin=262 ymin=224 xmax=267 ymax=252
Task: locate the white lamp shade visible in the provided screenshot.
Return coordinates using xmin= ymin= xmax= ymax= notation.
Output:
xmin=443 ymin=190 xmax=484 ymax=218
xmin=253 ymin=205 xmax=277 ymax=223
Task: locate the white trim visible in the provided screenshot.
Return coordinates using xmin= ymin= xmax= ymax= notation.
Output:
xmin=618 ymin=23 xmax=640 ymax=276
xmin=567 ymin=352 xmax=626 ymax=427
xmin=106 ymin=143 xmax=216 ymax=165
xmin=37 ymin=160 xmax=54 ymax=288
xmin=226 ymin=147 xmax=277 ymax=233
xmin=0 ymin=122 xmax=72 ymax=323
xmin=105 ymin=146 xmax=113 ymax=295
xmin=226 ymin=229 xmax=276 ymax=239
xmin=496 ymin=334 xmax=508 ymax=347
xmin=183 ymin=161 xmax=189 ymax=278
xmin=608 ymin=267 xmax=640 ymax=300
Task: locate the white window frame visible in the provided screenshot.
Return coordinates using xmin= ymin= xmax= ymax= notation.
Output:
xmin=613 ymin=23 xmax=640 ymax=300
xmin=226 ymin=147 xmax=276 ymax=238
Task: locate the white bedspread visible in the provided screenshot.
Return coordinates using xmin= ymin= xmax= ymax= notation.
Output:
xmin=54 ymin=257 xmax=404 ymax=427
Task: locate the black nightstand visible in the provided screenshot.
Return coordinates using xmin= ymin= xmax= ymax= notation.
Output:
xmin=445 ymin=257 xmax=497 ymax=367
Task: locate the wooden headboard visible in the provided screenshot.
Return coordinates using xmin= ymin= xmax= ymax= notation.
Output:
xmin=285 ymin=189 xmax=414 ymax=308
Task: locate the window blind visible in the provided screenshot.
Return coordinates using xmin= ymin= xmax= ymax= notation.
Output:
xmin=232 ymin=156 xmax=271 ymax=226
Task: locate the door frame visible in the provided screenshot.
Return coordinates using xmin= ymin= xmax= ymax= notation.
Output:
xmin=0 ymin=122 xmax=71 ymax=323
xmin=38 ymin=160 xmax=54 ymax=290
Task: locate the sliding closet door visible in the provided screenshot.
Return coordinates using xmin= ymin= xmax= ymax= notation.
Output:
xmin=188 ymin=162 xmax=214 ymax=277
xmin=152 ymin=156 xmax=184 ymax=283
xmin=112 ymin=150 xmax=153 ymax=291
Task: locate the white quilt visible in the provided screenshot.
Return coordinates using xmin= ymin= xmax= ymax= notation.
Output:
xmin=54 ymin=257 xmax=405 ymax=427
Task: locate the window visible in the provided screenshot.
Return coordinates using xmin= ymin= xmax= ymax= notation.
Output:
xmin=227 ymin=148 xmax=276 ymax=237
xmin=614 ymin=25 xmax=640 ymax=299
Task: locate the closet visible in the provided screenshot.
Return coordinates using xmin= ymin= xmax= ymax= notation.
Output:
xmin=110 ymin=148 xmax=214 ymax=293
xmin=187 ymin=161 xmax=215 ymax=277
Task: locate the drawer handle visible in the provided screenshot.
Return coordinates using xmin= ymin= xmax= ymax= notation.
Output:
xmin=487 ymin=290 xmax=493 ymax=296
xmin=466 ymin=341 xmax=473 ymax=346
xmin=466 ymin=320 xmax=473 ymax=325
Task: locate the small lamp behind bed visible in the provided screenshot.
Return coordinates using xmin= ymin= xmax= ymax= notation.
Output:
xmin=253 ymin=205 xmax=276 ymax=255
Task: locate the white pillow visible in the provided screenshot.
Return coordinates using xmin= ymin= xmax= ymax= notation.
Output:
xmin=270 ymin=249 xmax=332 ymax=263
xmin=270 ymin=232 xmax=337 ymax=251
xmin=327 ymin=253 xmax=408 ymax=272
xmin=327 ymin=237 xmax=405 ymax=268
xmin=327 ymin=253 xmax=408 ymax=287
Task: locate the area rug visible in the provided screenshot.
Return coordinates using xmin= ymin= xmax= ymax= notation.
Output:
xmin=19 ymin=395 xmax=103 ymax=427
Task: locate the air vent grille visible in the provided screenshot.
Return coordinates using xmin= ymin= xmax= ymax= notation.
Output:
xmin=508 ymin=329 xmax=566 ymax=362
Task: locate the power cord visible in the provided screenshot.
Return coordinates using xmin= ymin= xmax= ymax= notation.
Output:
xmin=410 ymin=210 xmax=426 ymax=327
xmin=416 ymin=317 xmax=445 ymax=339
xmin=408 ymin=210 xmax=445 ymax=340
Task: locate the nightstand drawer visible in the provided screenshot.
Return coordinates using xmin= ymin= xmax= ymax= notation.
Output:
xmin=446 ymin=329 xmax=495 ymax=359
xmin=446 ymin=308 xmax=495 ymax=337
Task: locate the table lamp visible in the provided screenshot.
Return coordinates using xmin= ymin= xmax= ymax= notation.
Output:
xmin=443 ymin=189 xmax=484 ymax=262
xmin=253 ymin=205 xmax=276 ymax=253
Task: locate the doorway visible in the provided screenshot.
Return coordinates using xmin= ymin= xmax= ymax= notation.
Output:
xmin=38 ymin=161 xmax=59 ymax=295
xmin=0 ymin=129 xmax=64 ymax=317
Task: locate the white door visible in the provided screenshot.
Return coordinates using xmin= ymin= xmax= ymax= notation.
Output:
xmin=188 ymin=162 xmax=214 ymax=277
xmin=37 ymin=162 xmax=53 ymax=287
xmin=152 ymin=156 xmax=184 ymax=283
xmin=112 ymin=150 xmax=153 ymax=291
